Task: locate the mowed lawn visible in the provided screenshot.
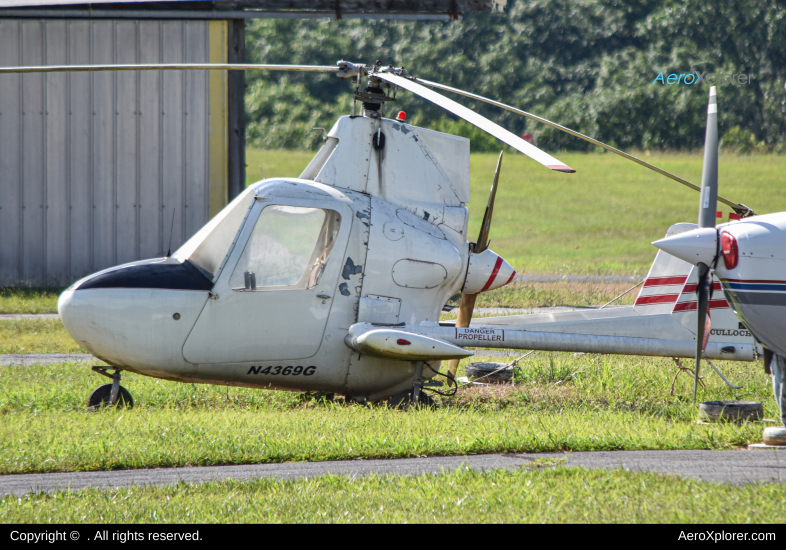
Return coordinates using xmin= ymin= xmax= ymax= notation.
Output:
xmin=5 ymin=468 xmax=786 ymax=523
xmin=1 ymin=355 xmax=781 ymax=523
xmin=0 ymin=353 xmax=775 ymax=476
xmin=247 ymin=149 xmax=786 ymax=274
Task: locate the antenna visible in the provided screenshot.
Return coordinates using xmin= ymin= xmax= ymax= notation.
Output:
xmin=166 ymin=208 xmax=175 ymax=257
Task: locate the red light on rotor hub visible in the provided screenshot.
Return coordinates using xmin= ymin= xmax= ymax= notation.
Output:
xmin=721 ymin=232 xmax=739 ymax=269
xmin=716 ymin=211 xmax=723 ymax=218
xmin=396 ymin=111 xmax=407 ymax=121
xmin=729 ymin=213 xmax=741 ymax=221
xmin=396 ymin=338 xmax=411 ymax=346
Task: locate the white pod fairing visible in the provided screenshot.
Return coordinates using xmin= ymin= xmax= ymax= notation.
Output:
xmin=345 ymin=328 xmax=473 ymax=361
xmin=652 ymin=227 xmax=718 ymax=267
xmin=462 ymin=249 xmax=516 ymax=294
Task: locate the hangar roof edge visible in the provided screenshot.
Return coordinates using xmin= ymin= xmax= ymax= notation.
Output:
xmin=1 ymin=0 xmax=497 ymax=20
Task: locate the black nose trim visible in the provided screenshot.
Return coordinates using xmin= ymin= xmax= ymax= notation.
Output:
xmin=77 ymin=259 xmax=213 ymax=291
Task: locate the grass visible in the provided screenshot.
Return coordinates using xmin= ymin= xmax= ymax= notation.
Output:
xmin=3 ymin=467 xmax=786 ymax=523
xmin=0 ymin=353 xmax=774 ymax=475
xmin=246 ymin=150 xmax=786 ymax=275
xmin=0 ymin=287 xmax=62 ymax=314
xmin=0 ymin=319 xmax=85 ymax=354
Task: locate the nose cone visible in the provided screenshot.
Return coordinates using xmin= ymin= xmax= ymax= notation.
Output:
xmin=57 ymin=288 xmax=98 ymax=356
xmin=653 ymin=227 xmax=718 ymax=266
xmin=463 ymin=248 xmax=516 ymax=294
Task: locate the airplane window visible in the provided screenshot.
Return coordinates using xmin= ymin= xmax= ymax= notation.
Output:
xmin=230 ymin=206 xmax=341 ymax=291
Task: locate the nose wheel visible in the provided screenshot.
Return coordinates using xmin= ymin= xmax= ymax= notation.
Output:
xmin=88 ymin=366 xmax=134 ymax=410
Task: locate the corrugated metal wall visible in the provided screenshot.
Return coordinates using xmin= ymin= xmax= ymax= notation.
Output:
xmin=0 ymin=18 xmax=226 ymax=287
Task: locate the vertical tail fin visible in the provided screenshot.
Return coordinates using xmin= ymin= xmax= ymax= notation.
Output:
xmin=633 ymin=223 xmax=694 ymax=315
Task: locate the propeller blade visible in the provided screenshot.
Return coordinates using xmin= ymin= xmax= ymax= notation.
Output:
xmin=476 ymin=151 xmax=503 ymax=254
xmin=375 ymin=72 xmax=575 ymax=173
xmin=415 ymin=77 xmax=753 ymax=217
xmin=693 ymin=87 xmax=720 ymax=407
xmin=448 ymin=154 xmax=506 ymax=379
xmin=694 ymin=263 xmax=710 ymax=407
xmin=0 ymin=63 xmax=340 ymax=75
xmin=698 ymin=87 xmax=719 ymax=229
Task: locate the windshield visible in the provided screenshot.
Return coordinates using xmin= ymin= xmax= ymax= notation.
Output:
xmin=173 ymin=186 xmax=255 ymax=279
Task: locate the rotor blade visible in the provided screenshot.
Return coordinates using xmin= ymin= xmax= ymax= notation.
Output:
xmin=376 ymin=72 xmax=574 ymax=173
xmin=476 ymin=151 xmax=503 ymax=253
xmin=694 ymin=263 xmax=711 ymax=407
xmin=698 ymin=87 xmax=719 ymax=229
xmin=0 ymin=63 xmax=340 ymax=75
xmin=415 ymin=78 xmax=753 ymax=217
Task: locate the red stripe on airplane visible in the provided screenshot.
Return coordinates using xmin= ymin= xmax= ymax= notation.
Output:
xmin=480 ymin=256 xmax=504 ymax=292
xmin=634 ymin=294 xmax=679 ymax=305
xmin=643 ymin=276 xmax=688 ymax=287
xmin=672 ymin=299 xmax=730 ymax=312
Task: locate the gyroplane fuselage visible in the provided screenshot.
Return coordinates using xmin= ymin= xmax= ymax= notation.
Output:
xmin=58 ymin=114 xmax=515 ymax=402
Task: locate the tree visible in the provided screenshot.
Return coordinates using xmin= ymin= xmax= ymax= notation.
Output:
xmin=244 ymin=0 xmax=786 ymax=152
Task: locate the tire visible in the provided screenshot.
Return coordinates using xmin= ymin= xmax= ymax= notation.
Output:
xmin=699 ymin=400 xmax=762 ymax=422
xmin=387 ymin=390 xmax=436 ymax=410
xmin=465 ymin=362 xmax=513 ymax=384
xmin=87 ymin=383 xmax=134 ymax=410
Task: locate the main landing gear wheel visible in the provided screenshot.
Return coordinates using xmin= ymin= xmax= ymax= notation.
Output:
xmin=88 ymin=384 xmax=134 ymax=410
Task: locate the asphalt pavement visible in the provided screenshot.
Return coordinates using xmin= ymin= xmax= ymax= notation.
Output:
xmin=2 ymin=450 xmax=785 ymax=497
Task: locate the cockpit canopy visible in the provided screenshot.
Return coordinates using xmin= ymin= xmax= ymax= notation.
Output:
xmin=173 ymin=182 xmax=342 ymax=289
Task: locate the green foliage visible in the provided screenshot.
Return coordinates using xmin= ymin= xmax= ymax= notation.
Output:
xmin=721 ymin=126 xmax=768 ymax=154
xmin=245 ymin=77 xmax=353 ymax=150
xmin=410 ymin=117 xmax=504 ymax=153
xmin=244 ymin=0 xmax=786 ymax=152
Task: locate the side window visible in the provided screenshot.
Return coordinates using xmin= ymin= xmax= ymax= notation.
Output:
xmin=230 ymin=205 xmax=341 ymax=291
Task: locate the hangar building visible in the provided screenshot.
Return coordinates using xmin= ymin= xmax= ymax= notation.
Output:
xmin=0 ymin=0 xmax=493 ymax=287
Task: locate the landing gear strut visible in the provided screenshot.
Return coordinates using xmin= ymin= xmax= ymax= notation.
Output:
xmin=88 ymin=366 xmax=134 ymax=410
xmin=386 ymin=361 xmax=436 ymax=409
xmin=411 ymin=360 xmax=424 ymax=404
